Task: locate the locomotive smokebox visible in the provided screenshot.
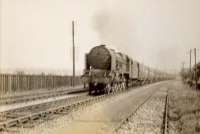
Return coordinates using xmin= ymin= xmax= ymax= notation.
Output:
xmin=87 ymin=45 xmax=111 ymax=70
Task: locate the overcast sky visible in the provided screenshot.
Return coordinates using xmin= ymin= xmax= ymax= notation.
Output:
xmin=0 ymin=0 xmax=200 ymax=74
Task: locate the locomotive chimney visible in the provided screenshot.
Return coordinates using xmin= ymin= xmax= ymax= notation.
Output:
xmin=100 ymin=44 xmax=106 ymax=47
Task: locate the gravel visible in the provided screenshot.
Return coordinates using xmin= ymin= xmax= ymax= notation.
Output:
xmin=0 ymin=86 xmax=83 ymax=100
xmin=1 ymin=98 xmax=95 ymax=134
xmin=0 ymin=81 xmax=169 ymax=134
xmin=115 ymin=87 xmax=168 ymax=134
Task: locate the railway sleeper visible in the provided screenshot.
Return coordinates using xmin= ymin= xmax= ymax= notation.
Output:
xmin=5 ymin=113 xmax=26 ymax=119
xmin=21 ymin=122 xmax=34 ymax=128
xmin=0 ymin=95 xmax=111 ymax=131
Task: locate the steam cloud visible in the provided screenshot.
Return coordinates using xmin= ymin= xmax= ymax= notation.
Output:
xmin=93 ymin=9 xmax=139 ymax=57
xmin=91 ymin=0 xmax=196 ymax=73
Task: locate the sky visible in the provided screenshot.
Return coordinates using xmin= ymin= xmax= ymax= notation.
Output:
xmin=0 ymin=0 xmax=200 ymax=75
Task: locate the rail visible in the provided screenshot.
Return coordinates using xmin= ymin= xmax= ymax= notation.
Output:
xmin=113 ymin=89 xmax=157 ymax=132
xmin=162 ymin=93 xmax=169 ymax=134
xmin=0 ymin=87 xmax=87 ymax=105
xmin=0 ymin=90 xmax=123 ymax=131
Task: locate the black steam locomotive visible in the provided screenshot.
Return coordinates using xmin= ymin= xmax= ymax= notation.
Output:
xmin=82 ymin=45 xmax=172 ymax=95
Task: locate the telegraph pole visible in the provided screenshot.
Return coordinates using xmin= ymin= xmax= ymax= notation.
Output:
xmin=190 ymin=49 xmax=192 ymax=73
xmin=194 ymin=48 xmax=197 ymax=89
xmin=72 ymin=21 xmax=75 ymax=87
xmin=182 ymin=62 xmax=185 ymax=71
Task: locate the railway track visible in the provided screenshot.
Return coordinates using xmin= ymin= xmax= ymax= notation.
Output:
xmin=114 ymin=88 xmax=169 ymax=134
xmin=0 ymin=94 xmax=90 ymax=131
xmin=162 ymin=92 xmax=169 ymax=134
xmin=0 ymin=83 xmax=169 ymax=133
xmin=113 ymin=90 xmax=157 ymax=133
xmin=0 ymin=90 xmax=124 ymax=131
xmin=0 ymin=87 xmax=87 ymax=105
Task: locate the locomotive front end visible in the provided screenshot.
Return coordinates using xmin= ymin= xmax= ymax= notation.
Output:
xmin=83 ymin=45 xmax=112 ymax=94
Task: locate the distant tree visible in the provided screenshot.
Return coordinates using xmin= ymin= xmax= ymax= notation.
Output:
xmin=195 ymin=62 xmax=200 ymax=80
xmin=180 ymin=68 xmax=190 ymax=81
xmin=41 ymin=72 xmax=45 ymax=76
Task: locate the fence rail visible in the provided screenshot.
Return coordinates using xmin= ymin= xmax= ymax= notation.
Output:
xmin=0 ymin=74 xmax=82 ymax=93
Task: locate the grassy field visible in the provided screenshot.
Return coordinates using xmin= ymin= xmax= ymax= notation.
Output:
xmin=168 ymin=80 xmax=200 ymax=134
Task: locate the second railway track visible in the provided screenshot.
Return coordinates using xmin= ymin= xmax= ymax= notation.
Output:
xmin=114 ymin=87 xmax=169 ymax=134
xmin=162 ymin=92 xmax=169 ymax=134
xmin=0 ymin=87 xmax=87 ymax=105
xmin=0 ymin=90 xmax=125 ymax=131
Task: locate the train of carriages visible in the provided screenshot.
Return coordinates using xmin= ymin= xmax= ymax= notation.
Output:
xmin=181 ymin=62 xmax=200 ymax=89
xmin=82 ymin=45 xmax=173 ymax=95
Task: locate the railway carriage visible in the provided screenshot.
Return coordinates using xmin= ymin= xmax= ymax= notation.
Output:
xmin=138 ymin=64 xmax=150 ymax=84
xmin=82 ymin=45 xmax=171 ymax=95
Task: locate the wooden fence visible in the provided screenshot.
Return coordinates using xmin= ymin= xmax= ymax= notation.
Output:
xmin=0 ymin=74 xmax=82 ymax=93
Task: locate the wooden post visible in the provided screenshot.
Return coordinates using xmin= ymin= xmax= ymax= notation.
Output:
xmin=190 ymin=49 xmax=192 ymax=73
xmin=182 ymin=62 xmax=185 ymax=72
xmin=194 ymin=48 xmax=197 ymax=89
xmin=72 ymin=21 xmax=75 ymax=87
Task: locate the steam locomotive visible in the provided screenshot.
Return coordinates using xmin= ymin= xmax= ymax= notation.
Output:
xmin=82 ymin=45 xmax=172 ymax=95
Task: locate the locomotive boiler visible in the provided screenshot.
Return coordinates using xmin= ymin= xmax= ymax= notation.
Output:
xmin=82 ymin=45 xmax=171 ymax=95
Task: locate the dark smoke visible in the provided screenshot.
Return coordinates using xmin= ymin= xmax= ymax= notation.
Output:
xmin=92 ymin=1 xmax=193 ymax=73
xmin=92 ymin=9 xmax=140 ymax=58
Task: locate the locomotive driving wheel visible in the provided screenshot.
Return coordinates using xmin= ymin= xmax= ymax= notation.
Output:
xmin=113 ymin=82 xmax=119 ymax=93
xmin=105 ymin=83 xmax=112 ymax=94
xmin=121 ymin=81 xmax=126 ymax=91
xmin=89 ymin=83 xmax=94 ymax=95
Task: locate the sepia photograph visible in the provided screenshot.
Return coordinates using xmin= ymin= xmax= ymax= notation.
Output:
xmin=0 ymin=0 xmax=200 ymax=133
